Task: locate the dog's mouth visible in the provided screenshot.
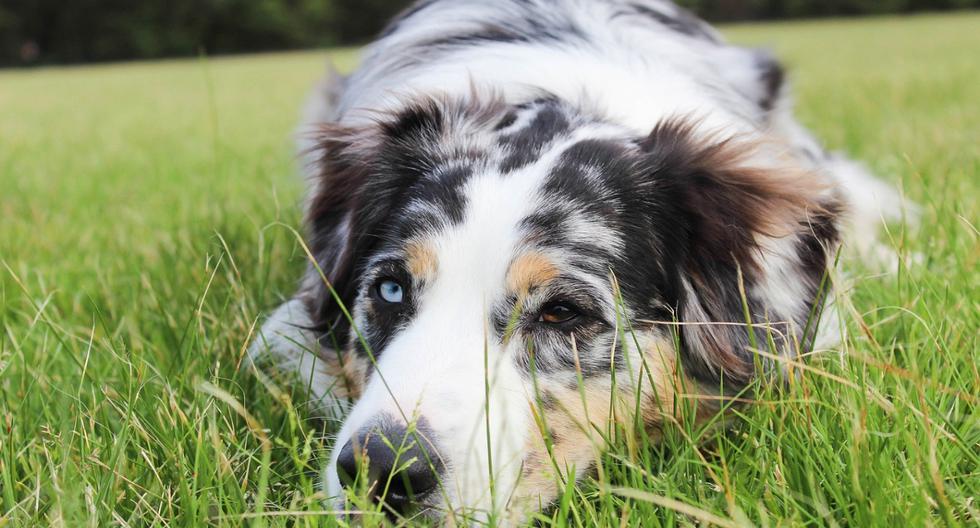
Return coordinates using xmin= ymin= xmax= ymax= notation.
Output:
xmin=370 ymin=484 xmax=442 ymax=521
xmin=332 ymin=492 xmax=446 ymax=524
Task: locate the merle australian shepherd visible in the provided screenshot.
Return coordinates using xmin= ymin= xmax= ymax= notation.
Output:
xmin=249 ymin=0 xmax=908 ymax=523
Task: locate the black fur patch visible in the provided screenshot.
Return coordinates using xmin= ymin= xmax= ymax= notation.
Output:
xmin=620 ymin=2 xmax=720 ymax=43
xmin=358 ymin=262 xmax=418 ymax=356
xmin=498 ymin=99 xmax=571 ymax=172
xmin=420 ymin=9 xmax=586 ymax=49
xmin=755 ymin=51 xmax=785 ymax=113
xmin=424 ymin=26 xmax=532 ymax=48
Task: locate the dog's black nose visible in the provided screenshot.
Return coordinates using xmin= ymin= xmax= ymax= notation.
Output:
xmin=336 ymin=417 xmax=442 ymax=511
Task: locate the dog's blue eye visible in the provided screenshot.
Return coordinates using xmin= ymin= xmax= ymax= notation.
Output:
xmin=376 ymin=279 xmax=404 ymax=304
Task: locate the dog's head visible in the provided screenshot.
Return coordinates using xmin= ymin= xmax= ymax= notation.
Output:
xmin=290 ymin=95 xmax=840 ymax=521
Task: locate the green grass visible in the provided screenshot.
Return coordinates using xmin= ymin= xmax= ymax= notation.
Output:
xmin=1 ymin=13 xmax=977 ymax=527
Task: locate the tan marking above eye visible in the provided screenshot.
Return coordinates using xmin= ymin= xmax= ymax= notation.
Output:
xmin=405 ymin=239 xmax=438 ymax=280
xmin=507 ymin=252 xmax=559 ymax=297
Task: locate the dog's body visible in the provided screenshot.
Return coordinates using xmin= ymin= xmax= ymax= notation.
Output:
xmin=250 ymin=0 xmax=906 ymax=523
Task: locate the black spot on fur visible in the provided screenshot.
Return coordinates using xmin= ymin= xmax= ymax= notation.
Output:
xmin=498 ymin=100 xmax=570 ymax=172
xmin=494 ymin=110 xmax=518 ymax=131
xmin=620 ymin=2 xmax=719 ymax=43
xmin=382 ymin=102 xmax=445 ymax=144
xmin=424 ymin=26 xmax=531 ymax=48
xmin=420 ymin=7 xmax=588 ymax=49
xmin=535 ymin=391 xmax=559 ymax=411
xmin=755 ymin=51 xmax=785 ymax=113
xmin=406 ymin=164 xmax=474 ymax=225
xmin=544 ymin=139 xmax=633 ymax=214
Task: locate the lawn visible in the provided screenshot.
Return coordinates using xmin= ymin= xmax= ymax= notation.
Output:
xmin=1 ymin=12 xmax=978 ymax=527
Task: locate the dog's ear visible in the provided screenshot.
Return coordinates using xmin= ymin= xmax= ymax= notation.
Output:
xmin=297 ymin=121 xmax=388 ymax=350
xmin=640 ymin=120 xmax=842 ymax=389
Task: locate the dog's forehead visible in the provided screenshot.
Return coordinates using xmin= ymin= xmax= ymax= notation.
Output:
xmin=375 ymin=102 xmax=633 ymax=290
xmin=380 ymin=98 xmax=632 ymax=262
xmin=396 ymin=150 xmax=561 ymax=293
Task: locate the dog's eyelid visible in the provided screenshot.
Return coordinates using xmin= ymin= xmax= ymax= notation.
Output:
xmin=538 ymin=301 xmax=580 ymax=321
xmin=530 ymin=293 xmax=607 ymax=327
xmin=534 ymin=282 xmax=604 ymax=312
xmin=364 ymin=258 xmax=410 ymax=283
xmin=369 ymin=257 xmax=403 ymax=272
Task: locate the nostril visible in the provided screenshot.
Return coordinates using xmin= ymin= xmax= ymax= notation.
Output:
xmin=372 ymin=435 xmax=441 ymax=512
xmin=335 ymin=417 xmax=443 ymax=511
xmin=335 ymin=439 xmax=359 ymax=488
xmin=389 ymin=459 xmax=439 ymax=499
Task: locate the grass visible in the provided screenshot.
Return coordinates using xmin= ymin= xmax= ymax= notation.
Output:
xmin=1 ymin=12 xmax=977 ymax=527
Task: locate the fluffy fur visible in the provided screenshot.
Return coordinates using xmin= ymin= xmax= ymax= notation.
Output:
xmin=248 ymin=0 xmax=908 ymax=523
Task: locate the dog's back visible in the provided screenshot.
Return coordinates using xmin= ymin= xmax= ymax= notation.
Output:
xmin=322 ymin=1 xmax=774 ymax=132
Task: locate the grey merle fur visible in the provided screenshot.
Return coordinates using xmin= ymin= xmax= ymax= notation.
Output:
xmin=305 ymin=95 xmax=840 ymax=389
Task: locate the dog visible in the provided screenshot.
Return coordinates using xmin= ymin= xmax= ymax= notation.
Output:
xmin=248 ymin=0 xmax=908 ymax=523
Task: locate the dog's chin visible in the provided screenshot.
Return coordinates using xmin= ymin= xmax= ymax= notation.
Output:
xmin=328 ymin=498 xmax=447 ymax=524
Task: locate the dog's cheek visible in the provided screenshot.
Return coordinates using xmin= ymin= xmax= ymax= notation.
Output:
xmin=510 ymin=374 xmax=629 ymax=514
xmin=634 ymin=332 xmax=696 ymax=428
xmin=509 ymin=333 xmax=697 ymax=513
xmin=509 ymin=388 xmax=608 ymax=517
xmin=320 ymin=347 xmax=370 ymax=400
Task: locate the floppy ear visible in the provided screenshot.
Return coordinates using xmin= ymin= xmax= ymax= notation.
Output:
xmin=298 ymin=121 xmax=388 ymax=350
xmin=641 ymin=120 xmax=843 ymax=389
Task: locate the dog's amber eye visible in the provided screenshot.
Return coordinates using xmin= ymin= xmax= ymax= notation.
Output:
xmin=538 ymin=303 xmax=580 ymax=325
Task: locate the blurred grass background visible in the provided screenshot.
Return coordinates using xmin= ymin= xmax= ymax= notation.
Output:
xmin=1 ymin=12 xmax=978 ymax=527
xmin=3 ymin=0 xmax=977 ymax=66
